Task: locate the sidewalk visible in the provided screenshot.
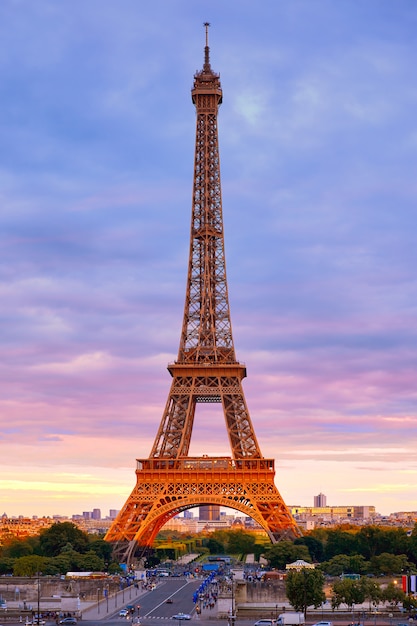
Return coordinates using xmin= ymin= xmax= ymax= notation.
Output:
xmin=81 ymin=586 xmax=148 ymax=621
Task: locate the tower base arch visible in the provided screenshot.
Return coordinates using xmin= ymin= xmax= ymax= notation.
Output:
xmin=105 ymin=456 xmax=301 ymax=564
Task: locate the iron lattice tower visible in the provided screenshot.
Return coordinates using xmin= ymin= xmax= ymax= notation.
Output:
xmin=105 ymin=25 xmax=300 ymax=563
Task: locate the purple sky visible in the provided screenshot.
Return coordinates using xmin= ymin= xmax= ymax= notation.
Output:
xmin=0 ymin=0 xmax=416 ymax=519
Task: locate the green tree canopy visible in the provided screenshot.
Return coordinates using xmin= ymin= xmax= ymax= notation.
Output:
xmin=410 ymin=524 xmax=417 ymax=563
xmin=6 ymin=539 xmax=35 ymax=558
xmin=324 ymin=529 xmax=358 ymax=559
xmin=321 ymin=554 xmax=367 ymax=576
xmin=13 ymin=555 xmax=47 ymax=576
xmin=331 ymin=578 xmax=366 ymax=610
xmin=75 ymin=550 xmax=105 ymax=572
xmin=227 ymin=530 xmax=257 ymax=555
xmin=369 ymin=552 xmax=411 ymax=575
xmin=381 ymin=581 xmax=406 ymax=606
xmin=263 ymin=541 xmax=311 ymax=570
xmin=285 ymin=568 xmax=325 ymax=616
xmin=358 ymin=577 xmax=382 ymax=609
xmin=39 ymin=522 xmax=89 ymax=557
xmin=206 ymin=537 xmax=225 ymax=554
xmin=0 ymin=557 xmax=14 ymax=575
xmin=294 ymin=536 xmax=324 ymax=562
xmin=88 ymin=538 xmax=113 ymax=563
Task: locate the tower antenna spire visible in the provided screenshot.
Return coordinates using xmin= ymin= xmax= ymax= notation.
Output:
xmin=203 ymin=21 xmax=211 ymax=70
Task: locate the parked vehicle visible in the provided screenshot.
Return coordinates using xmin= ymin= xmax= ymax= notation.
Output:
xmin=277 ymin=613 xmax=305 ymax=625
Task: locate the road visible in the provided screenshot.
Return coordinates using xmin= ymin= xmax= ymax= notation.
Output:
xmin=81 ymin=578 xmax=202 ymax=623
xmin=131 ymin=579 xmax=200 ymax=620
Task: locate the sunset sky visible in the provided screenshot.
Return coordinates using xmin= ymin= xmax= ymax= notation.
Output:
xmin=1 ymin=1 xmax=416 ymax=519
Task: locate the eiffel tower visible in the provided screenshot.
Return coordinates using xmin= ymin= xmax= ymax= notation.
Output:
xmin=105 ymin=24 xmax=300 ymax=564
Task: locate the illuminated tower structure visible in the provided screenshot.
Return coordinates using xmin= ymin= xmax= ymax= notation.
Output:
xmin=105 ymin=24 xmax=300 ymax=564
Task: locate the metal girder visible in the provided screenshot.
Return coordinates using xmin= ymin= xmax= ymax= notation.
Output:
xmin=105 ymin=27 xmax=300 ymax=562
xmin=105 ymin=457 xmax=301 ymax=563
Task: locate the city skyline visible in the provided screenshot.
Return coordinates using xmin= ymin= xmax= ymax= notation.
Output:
xmin=0 ymin=1 xmax=416 ymax=519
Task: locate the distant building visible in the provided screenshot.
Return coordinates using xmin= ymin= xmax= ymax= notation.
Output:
xmin=314 ymin=493 xmax=327 ymax=507
xmin=183 ymin=510 xmax=194 ymax=519
xmin=109 ymin=509 xmax=119 ymax=519
xmin=91 ymin=508 xmax=101 ymax=520
xmin=292 ymin=504 xmax=376 ymax=523
xmin=199 ymin=505 xmax=220 ymax=521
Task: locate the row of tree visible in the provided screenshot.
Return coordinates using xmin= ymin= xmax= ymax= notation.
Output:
xmin=285 ymin=569 xmax=417 ymax=616
xmin=203 ymin=525 xmax=417 ymax=574
xmin=0 ymin=522 xmax=121 ymax=576
xmin=1 ymin=522 xmax=417 ymax=576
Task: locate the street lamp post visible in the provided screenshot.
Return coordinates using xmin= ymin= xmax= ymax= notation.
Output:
xmin=97 ymin=588 xmax=100 ymax=615
xmin=230 ymin=572 xmax=235 ymax=626
xmin=36 ymin=572 xmax=41 ymax=626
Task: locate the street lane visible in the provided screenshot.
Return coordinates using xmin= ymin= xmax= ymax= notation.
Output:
xmin=140 ymin=579 xmax=200 ymax=619
xmin=90 ymin=578 xmax=202 ymax=622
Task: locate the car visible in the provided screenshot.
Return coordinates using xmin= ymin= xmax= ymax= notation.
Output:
xmin=172 ymin=614 xmax=191 ymax=621
xmin=254 ymin=621 xmax=275 ymax=626
xmin=312 ymin=622 xmax=333 ymax=626
xmin=166 ymin=598 xmax=173 ymax=604
xmin=59 ymin=619 xmax=77 ymax=626
xmin=119 ymin=610 xmax=130 ymax=618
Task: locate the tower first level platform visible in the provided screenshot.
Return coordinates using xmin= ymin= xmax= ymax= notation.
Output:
xmin=105 ymin=456 xmax=300 ymax=549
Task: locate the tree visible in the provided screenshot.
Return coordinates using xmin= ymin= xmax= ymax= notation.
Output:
xmin=403 ymin=594 xmax=417 ymax=612
xmin=285 ymin=568 xmax=325 ymax=617
xmin=263 ymin=541 xmax=311 ymax=570
xmin=359 ymin=577 xmax=382 ymax=609
xmin=88 ymin=538 xmax=113 ymax=563
xmin=39 ymin=522 xmax=89 ymax=557
xmin=331 ymin=578 xmax=366 ymax=610
xmin=321 ymin=555 xmax=353 ymax=576
xmin=324 ymin=529 xmax=357 ymax=559
xmin=13 ymin=555 xmax=47 ymax=576
xmin=321 ymin=554 xmax=367 ymax=576
xmin=294 ymin=536 xmax=324 ymax=562
xmin=227 ymin=530 xmax=256 ymax=555
xmin=356 ymin=527 xmax=391 ymax=560
xmin=409 ymin=523 xmax=417 ymax=564
xmin=52 ymin=553 xmax=73 ymax=574
xmin=381 ymin=582 xmax=406 ymax=606
xmin=206 ymin=537 xmax=225 ymax=554
xmin=75 ymin=550 xmax=105 ymax=572
xmin=369 ymin=552 xmax=411 ymax=575
xmin=0 ymin=557 xmax=14 ymax=575
xmin=6 ymin=539 xmax=34 ymax=558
